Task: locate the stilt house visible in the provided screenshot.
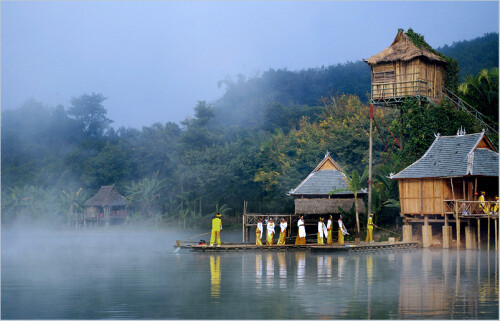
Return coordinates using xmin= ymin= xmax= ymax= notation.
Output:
xmin=84 ymin=186 xmax=127 ymax=225
xmin=390 ymin=131 xmax=498 ymax=222
xmin=364 ymin=29 xmax=449 ymax=105
xmin=288 ymin=152 xmax=367 ymax=216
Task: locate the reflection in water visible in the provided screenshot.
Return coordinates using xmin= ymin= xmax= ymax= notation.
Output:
xmin=296 ymin=252 xmax=306 ymax=287
xmin=2 ymin=230 xmax=498 ymax=320
xmin=255 ymin=254 xmax=262 ymax=288
xmin=338 ymin=256 xmax=345 ymax=281
xmin=209 ymin=255 xmax=220 ymax=299
xmin=366 ymin=255 xmax=373 ymax=286
xmin=278 ymin=252 xmax=287 ymax=289
xmin=266 ymin=253 xmax=274 ymax=286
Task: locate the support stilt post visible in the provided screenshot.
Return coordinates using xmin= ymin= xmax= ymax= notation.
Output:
xmin=488 ymin=215 xmax=490 ymax=251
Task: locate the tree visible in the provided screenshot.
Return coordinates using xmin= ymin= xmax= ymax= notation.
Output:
xmin=458 ymin=68 xmax=499 ymax=124
xmin=67 ymin=93 xmax=112 ymax=138
xmin=329 ymin=167 xmax=368 ymax=238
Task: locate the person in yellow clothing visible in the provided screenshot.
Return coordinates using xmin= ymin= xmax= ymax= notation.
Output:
xmin=277 ymin=218 xmax=287 ymax=245
xmin=210 ymin=213 xmax=222 ymax=246
xmin=295 ymin=215 xmax=306 ymax=245
xmin=266 ymin=217 xmax=275 ymax=245
xmin=338 ymin=215 xmax=349 ymax=245
xmin=478 ymin=191 xmax=489 ymax=214
xmin=317 ymin=217 xmax=326 ymax=244
xmin=366 ymin=213 xmax=375 ymax=243
xmin=493 ymin=196 xmax=499 ymax=215
xmin=326 ymin=215 xmax=333 ymax=244
xmin=256 ymin=217 xmax=263 ymax=246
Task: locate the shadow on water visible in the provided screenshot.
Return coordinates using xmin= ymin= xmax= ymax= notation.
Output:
xmin=2 ymin=227 xmax=499 ymax=319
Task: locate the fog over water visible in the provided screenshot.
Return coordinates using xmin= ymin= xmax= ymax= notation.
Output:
xmin=2 ymin=227 xmax=498 ymax=319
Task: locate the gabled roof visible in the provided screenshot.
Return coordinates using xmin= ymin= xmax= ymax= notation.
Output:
xmin=364 ymin=30 xmax=447 ymax=65
xmin=84 ymin=186 xmax=127 ymax=207
xmin=288 ymin=152 xmax=367 ymax=196
xmin=391 ymin=132 xmax=498 ymax=179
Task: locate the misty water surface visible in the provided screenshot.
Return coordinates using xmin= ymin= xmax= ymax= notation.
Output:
xmin=2 ymin=227 xmax=498 ymax=319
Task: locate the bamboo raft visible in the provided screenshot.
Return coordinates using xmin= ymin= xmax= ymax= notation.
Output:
xmin=174 ymin=241 xmax=419 ymax=253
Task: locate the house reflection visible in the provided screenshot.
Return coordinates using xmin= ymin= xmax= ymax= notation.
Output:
xmin=398 ymin=250 xmax=498 ymax=318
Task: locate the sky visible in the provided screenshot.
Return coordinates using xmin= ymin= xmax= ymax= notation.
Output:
xmin=1 ymin=1 xmax=498 ymax=129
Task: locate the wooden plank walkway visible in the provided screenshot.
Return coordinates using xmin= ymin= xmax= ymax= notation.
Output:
xmin=175 ymin=241 xmax=419 ymax=252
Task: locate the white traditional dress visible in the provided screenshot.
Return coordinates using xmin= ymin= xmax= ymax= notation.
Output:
xmin=295 ymin=218 xmax=306 ymax=245
xmin=266 ymin=221 xmax=275 ymax=245
xmin=317 ymin=221 xmax=327 ymax=244
xmin=277 ymin=221 xmax=287 ymax=245
xmin=256 ymin=221 xmax=263 ymax=246
xmin=338 ymin=218 xmax=349 ymax=245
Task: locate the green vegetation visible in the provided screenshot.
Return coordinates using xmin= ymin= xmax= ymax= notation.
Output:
xmin=2 ymin=33 xmax=498 ymax=229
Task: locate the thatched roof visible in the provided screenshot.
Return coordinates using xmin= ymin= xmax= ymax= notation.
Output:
xmin=391 ymin=132 xmax=498 ymax=179
xmin=84 ymin=186 xmax=127 ymax=207
xmin=365 ymin=30 xmax=447 ymax=65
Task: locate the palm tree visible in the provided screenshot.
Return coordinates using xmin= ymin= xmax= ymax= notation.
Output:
xmin=329 ymin=167 xmax=368 ymax=238
xmin=458 ymin=68 xmax=499 ymax=124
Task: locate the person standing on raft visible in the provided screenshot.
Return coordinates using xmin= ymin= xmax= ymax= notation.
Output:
xmin=266 ymin=217 xmax=275 ymax=245
xmin=210 ymin=213 xmax=222 ymax=246
xmin=317 ymin=217 xmax=327 ymax=244
xmin=338 ymin=215 xmax=349 ymax=245
xmin=295 ymin=215 xmax=306 ymax=245
xmin=326 ymin=215 xmax=333 ymax=244
xmin=366 ymin=213 xmax=376 ymax=243
xmin=277 ymin=218 xmax=287 ymax=245
xmin=256 ymin=217 xmax=263 ymax=246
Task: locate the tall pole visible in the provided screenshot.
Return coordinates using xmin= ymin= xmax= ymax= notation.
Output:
xmin=368 ymin=104 xmax=374 ymax=217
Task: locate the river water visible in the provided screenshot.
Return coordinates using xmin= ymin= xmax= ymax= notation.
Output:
xmin=2 ymin=227 xmax=498 ymax=319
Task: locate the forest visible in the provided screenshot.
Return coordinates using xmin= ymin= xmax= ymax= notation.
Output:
xmin=2 ymin=32 xmax=498 ymax=231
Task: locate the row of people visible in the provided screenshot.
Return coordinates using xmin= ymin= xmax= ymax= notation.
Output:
xmin=256 ymin=215 xmax=352 ymax=246
xmin=209 ymin=212 xmax=375 ymax=247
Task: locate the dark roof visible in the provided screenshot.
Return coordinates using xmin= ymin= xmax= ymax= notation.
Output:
xmin=391 ymin=132 xmax=498 ymax=179
xmin=288 ymin=153 xmax=367 ymax=196
xmin=84 ymin=186 xmax=127 ymax=207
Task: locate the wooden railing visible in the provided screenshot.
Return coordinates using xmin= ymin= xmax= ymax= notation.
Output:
xmin=443 ymin=200 xmax=499 ymax=216
xmin=371 ymin=79 xmax=432 ymax=100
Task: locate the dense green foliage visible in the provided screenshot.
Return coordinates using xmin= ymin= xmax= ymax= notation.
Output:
xmin=2 ymin=32 xmax=498 ymax=229
xmin=439 ymin=33 xmax=499 ymax=81
xmin=403 ymin=28 xmax=460 ymax=91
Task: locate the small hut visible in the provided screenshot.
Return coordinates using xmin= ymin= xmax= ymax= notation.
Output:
xmin=84 ymin=185 xmax=127 ymax=225
xmin=364 ymin=29 xmax=449 ymax=105
xmin=288 ymin=152 xmax=367 ymax=216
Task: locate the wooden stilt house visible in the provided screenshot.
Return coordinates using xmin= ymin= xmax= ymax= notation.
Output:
xmin=288 ymin=152 xmax=366 ymax=223
xmin=84 ymin=186 xmax=127 ymax=225
xmin=364 ymin=29 xmax=450 ymax=105
xmin=390 ymin=131 xmax=498 ymax=222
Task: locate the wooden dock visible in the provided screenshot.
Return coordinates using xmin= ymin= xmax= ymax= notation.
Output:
xmin=175 ymin=241 xmax=419 ymax=253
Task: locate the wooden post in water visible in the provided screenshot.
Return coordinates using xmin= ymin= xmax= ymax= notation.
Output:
xmin=488 ymin=215 xmax=490 ymax=251
xmin=477 ymin=218 xmax=481 ymax=250
xmin=495 ymin=218 xmax=498 ymax=251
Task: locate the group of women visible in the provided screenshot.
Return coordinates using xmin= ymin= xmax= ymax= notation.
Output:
xmin=255 ymin=217 xmax=288 ymax=246
xmin=255 ymin=215 xmax=350 ymax=246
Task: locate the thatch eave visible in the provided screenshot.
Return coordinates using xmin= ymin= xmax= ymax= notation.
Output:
xmin=365 ymin=31 xmax=447 ymax=66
